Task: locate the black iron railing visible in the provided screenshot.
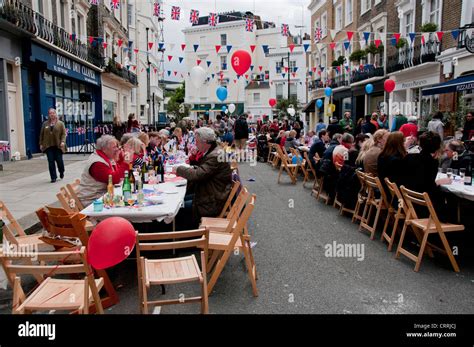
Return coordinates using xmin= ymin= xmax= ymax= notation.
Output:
xmin=330 ymin=74 xmax=349 ymax=88
xmin=386 ymin=39 xmax=439 ymax=74
xmin=104 ymin=58 xmax=138 ymax=85
xmin=0 ymin=0 xmax=103 ymax=68
xmin=350 ymin=65 xmax=384 ymax=83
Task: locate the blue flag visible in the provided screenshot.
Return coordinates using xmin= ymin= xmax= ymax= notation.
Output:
xmin=343 ymin=41 xmax=350 ymax=50
xmin=206 ymin=61 xmax=211 ymax=67
xmin=158 ymin=42 xmax=165 ymax=50
xmin=226 ymin=45 xmax=232 ymax=53
xmin=193 ymin=44 xmax=199 ymax=52
xmin=303 ymin=44 xmax=310 ymax=52
xmin=363 ymin=32 xmax=370 ymax=44
xmin=409 ymin=33 xmax=416 ymax=43
xmin=262 ymin=45 xmax=269 ymax=54
xmin=451 ymin=30 xmax=460 ymax=41
xmin=178 ymin=57 xmax=183 ymax=63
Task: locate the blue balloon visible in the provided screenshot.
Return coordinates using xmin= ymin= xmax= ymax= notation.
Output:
xmin=216 ymin=86 xmax=228 ymax=102
xmin=365 ymin=83 xmax=374 ymax=94
xmin=324 ymin=87 xmax=332 ymax=97
xmin=316 ymin=99 xmax=323 ymax=108
xmin=221 ymin=106 xmax=227 ymax=112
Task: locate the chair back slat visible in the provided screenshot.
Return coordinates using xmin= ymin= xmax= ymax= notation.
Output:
xmin=137 ymin=237 xmax=208 ymax=252
xmin=0 ymin=200 xmax=25 ymax=237
xmin=218 ymin=180 xmax=240 ymax=218
xmin=66 ymin=179 xmax=84 ymax=211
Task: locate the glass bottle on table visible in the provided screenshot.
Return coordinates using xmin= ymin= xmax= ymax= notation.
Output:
xmin=465 ymin=162 xmax=472 ymax=186
xmin=160 ymin=156 xmax=165 ymax=183
xmin=137 ymin=180 xmax=144 ymax=206
xmin=141 ymin=162 xmax=148 ymax=184
xmin=129 ymin=163 xmax=136 ymax=193
xmin=106 ymin=174 xmax=114 ymax=206
xmin=122 ymin=170 xmax=132 ymax=203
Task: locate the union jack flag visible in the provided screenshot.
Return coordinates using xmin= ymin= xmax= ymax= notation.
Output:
xmin=110 ymin=0 xmax=120 ymax=9
xmin=190 ymin=9 xmax=199 ymax=24
xmin=245 ymin=18 xmax=254 ymax=32
xmin=89 ymin=0 xmax=99 ymax=5
xmin=314 ymin=27 xmax=322 ymax=43
xmin=153 ymin=2 xmax=160 ymax=17
xmin=209 ymin=13 xmax=218 ymax=27
xmin=171 ymin=6 xmax=180 ymax=20
xmin=281 ymin=24 xmax=289 ymax=37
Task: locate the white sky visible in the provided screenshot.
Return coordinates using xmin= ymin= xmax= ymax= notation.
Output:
xmin=146 ymin=0 xmax=312 ymax=81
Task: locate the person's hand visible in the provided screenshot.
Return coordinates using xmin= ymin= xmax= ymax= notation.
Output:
xmin=40 ymin=145 xmax=44 ymax=152
xmin=60 ymin=142 xmax=65 ymax=150
xmin=436 ymin=177 xmax=452 ymax=186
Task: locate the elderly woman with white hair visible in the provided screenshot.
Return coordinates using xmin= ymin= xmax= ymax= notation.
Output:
xmin=175 ymin=127 xmax=232 ymax=226
xmin=77 ymin=135 xmax=133 ymax=207
xmin=399 ymin=115 xmax=419 ymax=138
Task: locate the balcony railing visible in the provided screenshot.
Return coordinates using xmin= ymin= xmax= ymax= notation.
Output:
xmin=457 ymin=23 xmax=474 ymax=50
xmin=350 ymin=64 xmax=385 ymax=83
xmin=0 ymin=0 xmax=103 ymax=68
xmin=104 ymin=58 xmax=138 ymax=86
xmin=308 ymin=79 xmax=324 ymax=91
xmin=386 ymin=39 xmax=439 ymax=74
xmin=329 ymin=74 xmax=349 ymax=88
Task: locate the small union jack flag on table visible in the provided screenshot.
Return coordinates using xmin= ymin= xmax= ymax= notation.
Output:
xmin=281 ymin=24 xmax=289 ymax=37
xmin=153 ymin=2 xmax=160 ymax=17
xmin=314 ymin=27 xmax=322 ymax=43
xmin=190 ymin=9 xmax=199 ymax=24
xmin=245 ymin=18 xmax=254 ymax=32
xmin=209 ymin=13 xmax=218 ymax=27
xmin=171 ymin=6 xmax=181 ymax=20
xmin=110 ymin=0 xmax=120 ymax=9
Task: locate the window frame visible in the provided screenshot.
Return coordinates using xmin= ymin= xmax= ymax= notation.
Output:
xmin=345 ymin=0 xmax=353 ymax=26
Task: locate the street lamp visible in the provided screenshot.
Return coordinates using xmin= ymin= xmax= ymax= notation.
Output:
xmin=146 ymin=27 xmax=151 ymax=126
xmin=281 ymin=51 xmax=291 ymax=101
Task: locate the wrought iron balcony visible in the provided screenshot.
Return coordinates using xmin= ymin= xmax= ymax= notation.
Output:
xmin=457 ymin=23 xmax=474 ymax=50
xmin=308 ymin=79 xmax=324 ymax=91
xmin=104 ymin=58 xmax=138 ymax=86
xmin=350 ymin=64 xmax=385 ymax=83
xmin=329 ymin=74 xmax=349 ymax=88
xmin=386 ymin=39 xmax=439 ymax=74
xmin=0 ymin=0 xmax=103 ymax=68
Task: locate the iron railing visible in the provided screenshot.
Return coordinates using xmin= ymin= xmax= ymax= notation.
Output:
xmin=386 ymin=39 xmax=439 ymax=74
xmin=0 ymin=0 xmax=103 ymax=68
xmin=350 ymin=65 xmax=385 ymax=83
xmin=104 ymin=58 xmax=138 ymax=85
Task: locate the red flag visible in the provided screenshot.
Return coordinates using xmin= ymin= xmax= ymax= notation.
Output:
xmin=117 ymin=39 xmax=123 ymax=47
xmin=132 ymin=66 xmax=137 ymax=71
xmin=250 ymin=45 xmax=256 ymax=53
xmin=289 ymin=44 xmax=295 ymax=53
xmin=312 ymin=67 xmax=317 ymax=72
xmin=347 ymin=31 xmax=354 ymax=41
xmin=292 ymin=72 xmax=296 ymax=78
xmin=393 ymin=33 xmax=401 ymax=44
xmin=154 ymin=68 xmax=157 ymax=74
xmin=245 ymin=74 xmax=249 ymax=79
xmin=374 ymin=39 xmax=382 ymax=48
xmin=197 ymin=59 xmax=201 ymax=65
xmin=174 ymin=71 xmax=177 ymax=76
xmin=134 ymin=48 xmax=139 ymax=54
xmin=259 ymin=66 xmax=263 ymax=71
xmin=284 ymin=67 xmax=289 ymax=72
xmin=168 ymin=55 xmax=173 ymax=61
xmin=181 ymin=44 xmax=186 ymax=51
xmin=148 ymin=42 xmax=153 ymax=50
xmin=233 ymin=79 xmax=237 ymax=84
xmin=329 ymin=42 xmax=336 ymax=50
xmin=215 ymin=45 xmax=221 ymax=53
xmin=103 ymin=42 xmax=108 ymax=49
xmin=436 ymin=31 xmax=444 ymax=41
xmin=89 ymin=36 xmax=94 ymax=44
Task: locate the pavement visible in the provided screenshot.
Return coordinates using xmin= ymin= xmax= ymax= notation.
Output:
xmin=0 ymin=157 xmax=473 ymax=314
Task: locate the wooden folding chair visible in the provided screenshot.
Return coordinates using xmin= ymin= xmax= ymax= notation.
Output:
xmin=65 ymin=179 xmax=84 ymax=211
xmin=333 ymin=194 xmax=355 ymax=216
xmin=352 ymin=170 xmax=368 ymax=224
xmin=359 ymin=175 xmax=389 ymax=240
xmin=217 ymin=180 xmax=240 ymax=218
xmin=290 ymin=148 xmax=309 ymax=183
xmin=136 ymin=228 xmax=209 ymax=314
xmin=310 ymin=154 xmax=329 ymax=204
xmin=267 ymin=143 xmax=277 ymax=164
xmin=276 ymin=146 xmax=298 ymax=184
xmin=206 ymin=194 xmax=257 ymax=296
xmin=303 ymin=151 xmax=317 ymax=187
xmin=396 ymin=186 xmax=464 ymax=272
xmin=2 ymin=247 xmax=104 ymax=314
xmin=380 ymin=178 xmax=408 ymax=251
xmin=271 ymin=144 xmax=282 ymax=168
xmin=35 ymin=206 xmax=119 ymax=309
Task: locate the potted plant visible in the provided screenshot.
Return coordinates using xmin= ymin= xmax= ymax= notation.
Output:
xmin=331 ymin=56 xmax=345 ymax=67
xmin=396 ymin=38 xmax=408 ymax=49
xmin=365 ymin=43 xmax=384 ymax=55
xmin=349 ymin=49 xmax=367 ymax=63
xmin=420 ymin=22 xmax=438 ymax=33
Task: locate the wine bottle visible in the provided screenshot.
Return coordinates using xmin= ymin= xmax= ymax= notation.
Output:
xmin=106 ymin=174 xmax=114 ymax=206
xmin=122 ymin=171 xmax=132 ymax=201
xmin=129 ymin=163 xmax=136 ymax=193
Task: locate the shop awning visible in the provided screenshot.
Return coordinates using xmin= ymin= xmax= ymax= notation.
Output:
xmin=190 ymin=104 xmax=211 ymax=112
xmin=422 ymin=74 xmax=474 ymax=96
xmin=302 ymin=99 xmax=316 ymax=113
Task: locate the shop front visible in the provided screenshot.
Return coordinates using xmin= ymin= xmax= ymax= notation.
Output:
xmin=22 ymin=43 xmax=102 ymax=154
xmin=332 ymin=88 xmax=352 ymax=120
xmin=351 ymin=78 xmax=385 ymax=122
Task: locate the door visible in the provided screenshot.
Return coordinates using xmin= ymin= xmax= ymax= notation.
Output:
xmin=7 ymin=88 xmax=19 ymax=154
xmin=22 ymin=68 xmax=40 ymax=153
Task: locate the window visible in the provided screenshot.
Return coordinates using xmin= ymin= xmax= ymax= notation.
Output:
xmin=321 ymin=13 xmax=327 ymax=37
xmin=290 ymin=83 xmax=297 ymax=99
xmin=404 ymin=12 xmax=413 ymax=36
xmin=220 ymin=55 xmax=227 ymax=70
xmin=361 ymin=0 xmax=371 ymax=14
xmin=276 ymin=84 xmax=283 ymax=99
xmin=44 ymin=73 xmax=53 ymax=94
xmin=60 ymin=0 xmax=66 ymax=29
xmin=253 ymin=93 xmax=260 ymax=103
xmin=276 ymin=61 xmax=283 ymax=72
xmin=289 ymin=61 xmax=296 ymax=70
xmin=77 ymin=14 xmax=83 ymax=41
xmin=34 ymin=0 xmax=43 ymax=14
xmin=6 ymin=63 xmax=14 ymax=83
xmin=429 ymin=0 xmax=441 ymax=26
xmin=64 ymin=79 xmax=72 ymax=98
xmin=221 ymin=34 xmax=227 ymax=46
xmin=55 ymin=77 xmax=64 ymax=96
xmin=104 ymin=100 xmax=116 ymax=122
xmin=334 ymin=5 xmax=342 ymax=30
xmin=345 ymin=0 xmax=353 ymax=26
xmin=123 ymin=96 xmax=127 ymax=117
xmin=72 ymin=82 xmax=79 ymax=99
xmin=128 ymin=3 xmax=133 ymax=27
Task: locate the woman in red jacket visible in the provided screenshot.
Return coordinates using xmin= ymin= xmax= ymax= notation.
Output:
xmin=399 ymin=116 xmax=418 ymax=138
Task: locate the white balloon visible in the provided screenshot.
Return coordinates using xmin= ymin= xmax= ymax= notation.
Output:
xmin=190 ymin=66 xmax=206 ymax=89
xmin=228 ymin=103 xmax=236 ymax=113
xmin=287 ymin=107 xmax=296 ymax=116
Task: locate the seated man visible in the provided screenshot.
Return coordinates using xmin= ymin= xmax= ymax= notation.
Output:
xmin=309 ymin=130 xmax=330 ymax=169
xmin=175 ymin=127 xmax=232 ymax=227
xmin=77 ymin=135 xmax=132 ymax=207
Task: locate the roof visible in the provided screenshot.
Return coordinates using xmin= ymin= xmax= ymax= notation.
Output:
xmin=245 ymin=81 xmax=270 ymax=90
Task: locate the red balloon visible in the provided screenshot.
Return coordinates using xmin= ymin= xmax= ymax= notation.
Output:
xmin=231 ymin=50 xmax=252 ymax=76
xmin=384 ymin=79 xmax=396 ymax=93
xmin=87 ymin=217 xmax=136 ymax=270
xmin=269 ymin=98 xmax=277 ymax=107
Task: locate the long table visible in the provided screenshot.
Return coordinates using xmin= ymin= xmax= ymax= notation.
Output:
xmin=437 ymin=174 xmax=474 ymax=202
xmin=81 ymin=181 xmax=187 ymax=224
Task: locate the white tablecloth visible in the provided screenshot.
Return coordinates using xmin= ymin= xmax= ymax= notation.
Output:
xmin=437 ymin=173 xmax=474 ymax=201
xmin=81 ymin=182 xmax=187 ymax=223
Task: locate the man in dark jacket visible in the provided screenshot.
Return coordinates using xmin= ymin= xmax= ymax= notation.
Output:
xmin=327 ymin=117 xmax=343 ymax=138
xmin=462 ymin=112 xmax=474 ymax=141
xmin=176 ymin=127 xmax=232 ymax=227
xmin=361 ymin=114 xmax=377 ymax=134
xmin=309 ymin=130 xmax=330 ymax=168
xmin=234 ymin=113 xmax=249 ymax=150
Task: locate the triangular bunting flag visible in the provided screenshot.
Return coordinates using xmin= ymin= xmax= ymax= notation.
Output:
xmin=167 ymin=71 xmax=171 ymax=76
xmin=329 ymin=42 xmax=336 ymax=50
xmin=451 ymin=30 xmax=460 ymax=41
xmin=292 ymin=72 xmax=296 ymax=78
xmin=303 ymin=43 xmax=310 ymax=52
xmin=262 ymin=45 xmax=269 ymax=54
xmin=169 ymin=43 xmax=175 ymax=51
xmin=158 ymin=42 xmax=165 ymax=50
xmin=174 ymin=71 xmax=178 ymax=76
xmin=282 ymin=73 xmax=286 ymax=78
xmin=312 ymin=67 xmax=317 ymax=72
xmin=436 ymin=31 xmax=444 ymax=42
xmin=134 ymin=48 xmax=139 ymax=54
xmin=363 ymin=32 xmax=370 ymax=44
xmin=178 ymin=57 xmax=183 ymax=63
xmin=391 ymin=37 xmax=397 ymax=46
xmin=197 ymin=59 xmax=201 ymax=65
xmin=181 ymin=44 xmax=186 ymax=51
xmin=343 ymin=41 xmax=350 ymax=50
xmin=378 ymin=32 xmax=386 ymax=42
xmin=89 ymin=36 xmax=94 ymax=45
xmin=250 ymin=65 xmax=254 ymax=71
xmin=284 ymin=67 xmax=289 ymax=72
xmin=167 ymin=55 xmax=173 ymax=61
xmin=393 ymin=33 xmax=401 ymax=44
xmin=250 ymin=45 xmax=256 ymax=53
xmin=374 ymin=39 xmax=382 ymax=48
xmin=233 ymin=79 xmax=237 ymax=84
xmin=193 ymin=44 xmax=199 ymax=52
xmin=215 ymin=45 xmax=221 ymax=53
xmin=347 ymin=31 xmax=354 ymax=41
xmin=117 ymin=39 xmax=123 ymax=47
xmin=103 ymin=42 xmax=108 ymax=49
xmin=206 ymin=61 xmax=211 ymax=67
xmin=148 ymin=42 xmax=154 ymax=50
xmin=211 ymin=74 xmax=215 ymax=79
xmin=245 ymin=74 xmax=249 ymax=79
xmin=259 ymin=66 xmax=263 ymax=71
xmin=421 ymin=32 xmax=430 ymax=45
xmin=289 ymin=44 xmax=295 ymax=53
xmin=330 ymin=29 xmax=337 ymax=41
xmin=226 ymin=45 xmax=232 ymax=53
xmin=409 ymin=33 xmax=416 ymax=43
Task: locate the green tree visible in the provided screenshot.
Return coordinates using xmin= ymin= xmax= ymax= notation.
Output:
xmin=166 ymin=83 xmax=190 ymax=121
xmin=275 ymin=97 xmax=299 ymax=119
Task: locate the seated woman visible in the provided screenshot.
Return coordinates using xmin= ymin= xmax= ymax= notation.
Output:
xmin=363 ymin=129 xmax=389 ymax=176
xmin=124 ymin=137 xmax=146 ymax=169
xmin=377 ymin=131 xmax=407 ymax=189
xmin=284 ymin=130 xmax=299 ymax=152
xmin=77 ymin=135 xmax=132 ymax=207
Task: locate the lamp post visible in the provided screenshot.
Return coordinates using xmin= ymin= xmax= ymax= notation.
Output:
xmin=281 ymin=51 xmax=291 ymax=101
xmin=146 ymin=27 xmax=151 ymax=126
